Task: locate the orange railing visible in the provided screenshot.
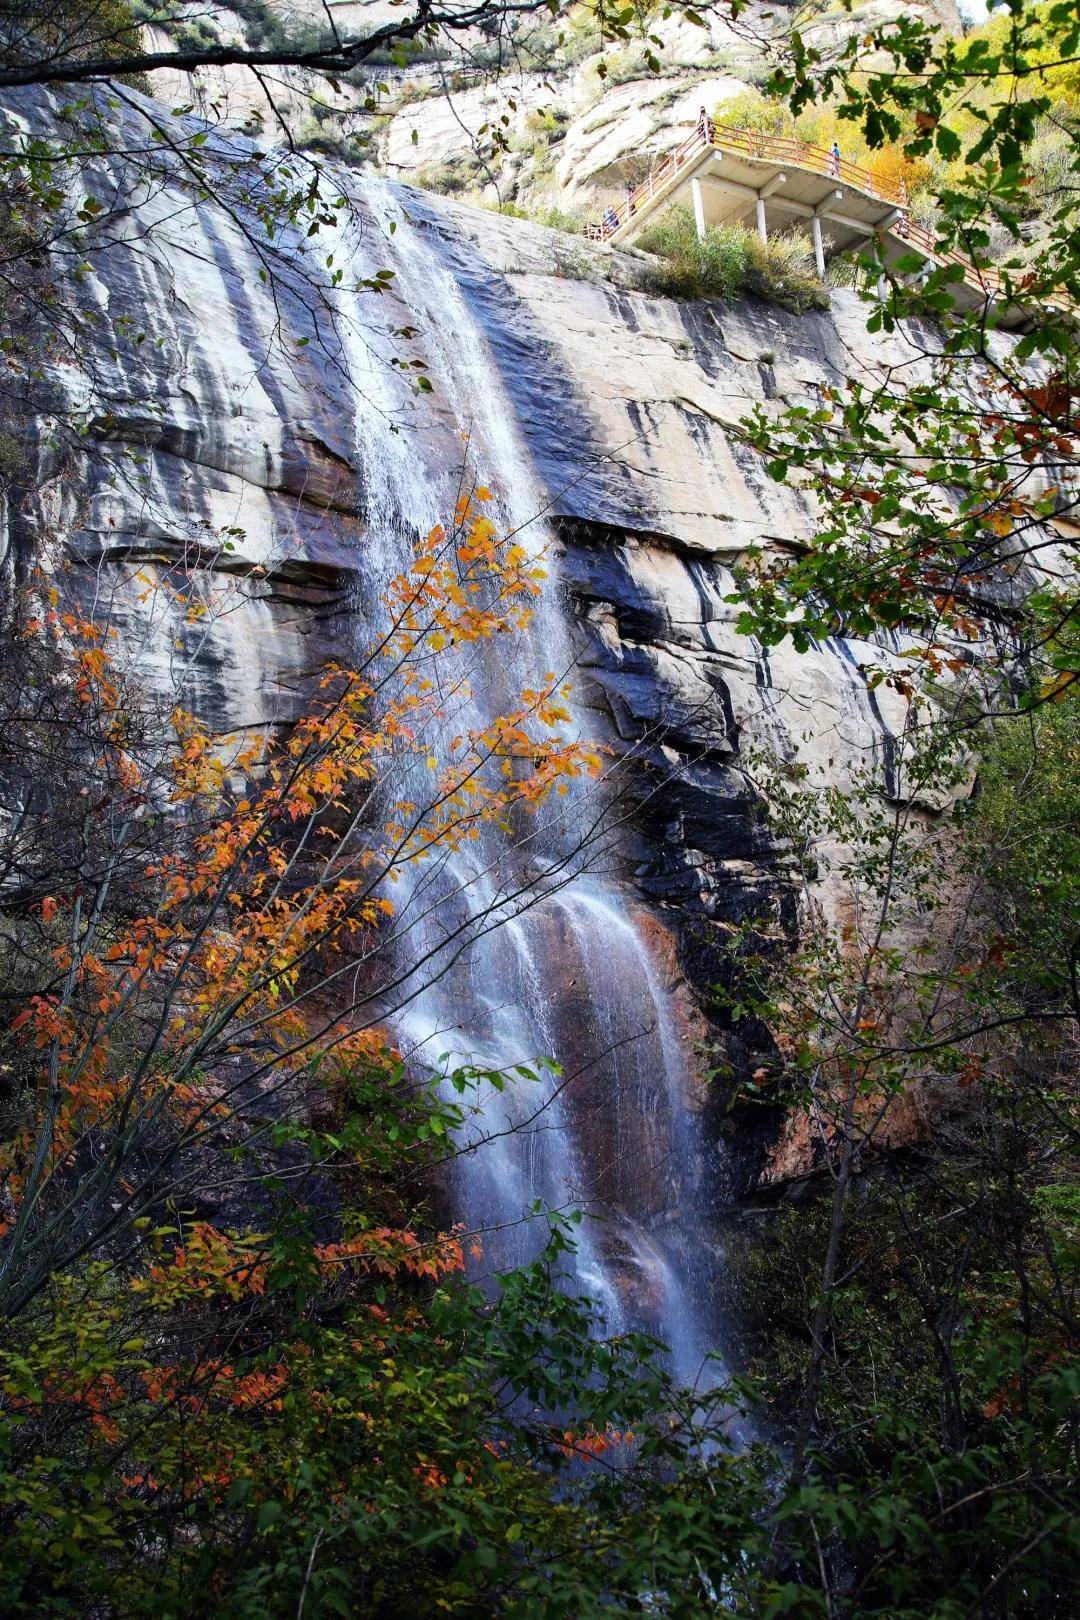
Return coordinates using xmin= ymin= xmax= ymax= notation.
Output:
xmin=584 ymin=121 xmax=1008 ymax=301
xmin=896 ymin=215 xmax=1003 ymax=295
xmin=710 ymin=124 xmax=908 ymax=207
xmin=584 ymin=121 xmax=713 ymax=240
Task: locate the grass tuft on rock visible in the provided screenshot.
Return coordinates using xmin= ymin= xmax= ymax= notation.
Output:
xmin=634 ymin=204 xmax=829 ymax=314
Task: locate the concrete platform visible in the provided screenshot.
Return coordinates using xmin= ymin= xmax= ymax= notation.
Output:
xmin=586 ymin=124 xmax=1047 ymax=331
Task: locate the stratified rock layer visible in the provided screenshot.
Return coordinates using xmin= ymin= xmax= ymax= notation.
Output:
xmin=0 ymin=88 xmax=937 ymax=1189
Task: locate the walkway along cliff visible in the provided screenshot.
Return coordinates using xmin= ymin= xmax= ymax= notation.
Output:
xmin=587 ymin=119 xmax=1069 ymax=329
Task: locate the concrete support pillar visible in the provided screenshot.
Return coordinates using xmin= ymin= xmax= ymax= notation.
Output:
xmin=811 ymin=214 xmax=826 ymax=279
xmin=691 ymin=177 xmax=707 ymax=242
xmin=756 ymin=195 xmax=768 ymax=245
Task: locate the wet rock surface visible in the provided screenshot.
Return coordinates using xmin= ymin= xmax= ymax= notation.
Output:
xmin=1 ymin=87 xmax=956 ymax=1193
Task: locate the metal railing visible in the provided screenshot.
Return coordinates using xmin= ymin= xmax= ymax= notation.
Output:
xmin=709 ymin=123 xmax=908 ymax=207
xmin=584 ymin=121 xmax=903 ymax=241
xmin=584 ymin=121 xmax=713 ymax=240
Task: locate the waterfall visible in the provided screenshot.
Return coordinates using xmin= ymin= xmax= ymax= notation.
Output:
xmin=326 ymin=179 xmax=721 ymax=1381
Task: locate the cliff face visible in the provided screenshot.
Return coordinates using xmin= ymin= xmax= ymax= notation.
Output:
xmin=373 ymin=0 xmax=962 ymax=211
xmin=3 ymin=86 xmax=930 ymax=1197
xmin=135 ymin=1 xmax=963 ymax=216
xmin=419 ymin=198 xmax=924 ymax=915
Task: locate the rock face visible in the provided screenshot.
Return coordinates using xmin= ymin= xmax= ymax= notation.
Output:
xmin=126 ymin=0 xmax=965 ymax=218
xmin=366 ymin=0 xmax=963 ymax=213
xmin=401 ymin=192 xmax=919 ymax=812
xmin=2 ymin=87 xmax=937 ymax=1208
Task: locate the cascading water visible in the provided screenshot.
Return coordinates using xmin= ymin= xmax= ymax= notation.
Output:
xmin=326 ymin=178 xmax=722 ymax=1382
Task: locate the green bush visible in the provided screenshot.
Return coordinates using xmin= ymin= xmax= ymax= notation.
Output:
xmin=531 ymin=201 xmax=587 ymax=235
xmin=634 ymin=204 xmax=829 ymax=313
xmin=416 ymin=154 xmax=487 ymax=197
xmin=222 ymin=0 xmax=289 ymax=50
xmin=969 ymin=680 xmax=1080 ymax=1006
xmin=713 ymin=87 xmax=796 ymax=136
xmin=0 ymin=432 xmax=23 ymax=484
xmin=25 ymin=0 xmax=143 ymax=58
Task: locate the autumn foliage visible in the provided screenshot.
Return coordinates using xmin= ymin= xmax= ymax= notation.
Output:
xmin=0 ymin=492 xmax=724 ymax=1615
xmin=0 ymin=490 xmax=603 ymax=1279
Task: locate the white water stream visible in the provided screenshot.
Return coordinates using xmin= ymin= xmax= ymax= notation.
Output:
xmin=327 ymin=180 xmax=719 ymax=1379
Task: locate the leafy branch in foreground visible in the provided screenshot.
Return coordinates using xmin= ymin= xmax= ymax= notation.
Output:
xmin=695 ymin=6 xmax=1080 ymax=1608
xmin=709 ymin=681 xmax=1078 ymax=1616
xmin=732 ymin=0 xmax=1079 ymax=681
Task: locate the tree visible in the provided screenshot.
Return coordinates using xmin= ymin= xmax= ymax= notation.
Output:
xmin=0 ymin=486 xmax=774 ymax=1615
xmin=0 ymin=486 xmax=616 ymax=1309
xmin=702 ymin=3 xmax=1080 ymax=1609
xmin=1 ymin=0 xmax=552 ymax=89
xmin=735 ymin=0 xmax=1079 ymax=684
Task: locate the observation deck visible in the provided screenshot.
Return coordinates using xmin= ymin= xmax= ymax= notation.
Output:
xmin=586 ymin=122 xmax=1041 ymax=329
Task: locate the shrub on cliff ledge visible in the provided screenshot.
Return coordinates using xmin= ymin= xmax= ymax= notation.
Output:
xmin=634 ymin=204 xmax=829 ymax=314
